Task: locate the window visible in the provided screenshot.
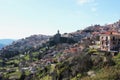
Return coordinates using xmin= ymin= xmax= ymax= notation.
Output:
xmin=106 ymin=36 xmax=108 ymax=40
xmin=102 ymin=41 xmax=104 ymax=45
xmin=101 ymin=36 xmax=103 ymax=39
xmin=106 ymin=42 xmax=108 ymax=45
xmin=113 ymin=42 xmax=116 ymax=45
xmin=113 ymin=37 xmax=115 ymax=40
xmin=119 ymin=39 xmax=120 ymax=41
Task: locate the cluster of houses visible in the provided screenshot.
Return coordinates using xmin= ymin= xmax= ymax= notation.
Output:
xmin=10 ymin=29 xmax=120 ymax=79
xmin=88 ymin=30 xmax=120 ymax=52
xmin=50 ymin=29 xmax=120 ymax=53
xmin=9 ymin=29 xmax=119 ymax=80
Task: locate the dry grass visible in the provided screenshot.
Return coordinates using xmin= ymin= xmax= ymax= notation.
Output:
xmin=81 ymin=66 xmax=120 ymax=80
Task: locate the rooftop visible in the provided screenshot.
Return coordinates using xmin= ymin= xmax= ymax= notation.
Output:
xmin=101 ymin=31 xmax=120 ymax=35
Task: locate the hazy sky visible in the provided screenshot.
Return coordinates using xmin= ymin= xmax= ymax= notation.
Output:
xmin=0 ymin=0 xmax=120 ymax=39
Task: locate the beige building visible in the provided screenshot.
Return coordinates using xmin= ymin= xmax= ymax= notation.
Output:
xmin=100 ymin=32 xmax=120 ymax=51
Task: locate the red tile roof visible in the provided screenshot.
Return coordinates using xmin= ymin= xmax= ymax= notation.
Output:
xmin=101 ymin=31 xmax=119 ymax=35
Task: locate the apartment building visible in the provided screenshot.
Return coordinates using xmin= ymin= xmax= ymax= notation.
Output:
xmin=100 ymin=31 xmax=120 ymax=51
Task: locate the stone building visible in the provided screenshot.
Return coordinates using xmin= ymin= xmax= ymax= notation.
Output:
xmin=53 ymin=30 xmax=61 ymax=43
xmin=49 ymin=30 xmax=76 ymax=46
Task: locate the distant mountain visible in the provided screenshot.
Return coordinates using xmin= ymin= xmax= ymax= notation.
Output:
xmin=0 ymin=39 xmax=14 ymax=49
xmin=0 ymin=35 xmax=51 ymax=58
xmin=0 ymin=43 xmax=5 ymax=49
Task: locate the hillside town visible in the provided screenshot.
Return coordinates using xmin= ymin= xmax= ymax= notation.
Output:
xmin=0 ymin=20 xmax=120 ymax=80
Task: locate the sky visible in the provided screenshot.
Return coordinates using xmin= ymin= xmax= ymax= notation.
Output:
xmin=0 ymin=0 xmax=120 ymax=39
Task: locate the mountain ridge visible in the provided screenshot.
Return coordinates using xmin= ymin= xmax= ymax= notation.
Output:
xmin=0 ymin=34 xmax=50 ymax=58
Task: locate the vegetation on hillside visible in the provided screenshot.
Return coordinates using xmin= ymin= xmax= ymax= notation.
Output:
xmin=0 ymin=46 xmax=120 ymax=80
